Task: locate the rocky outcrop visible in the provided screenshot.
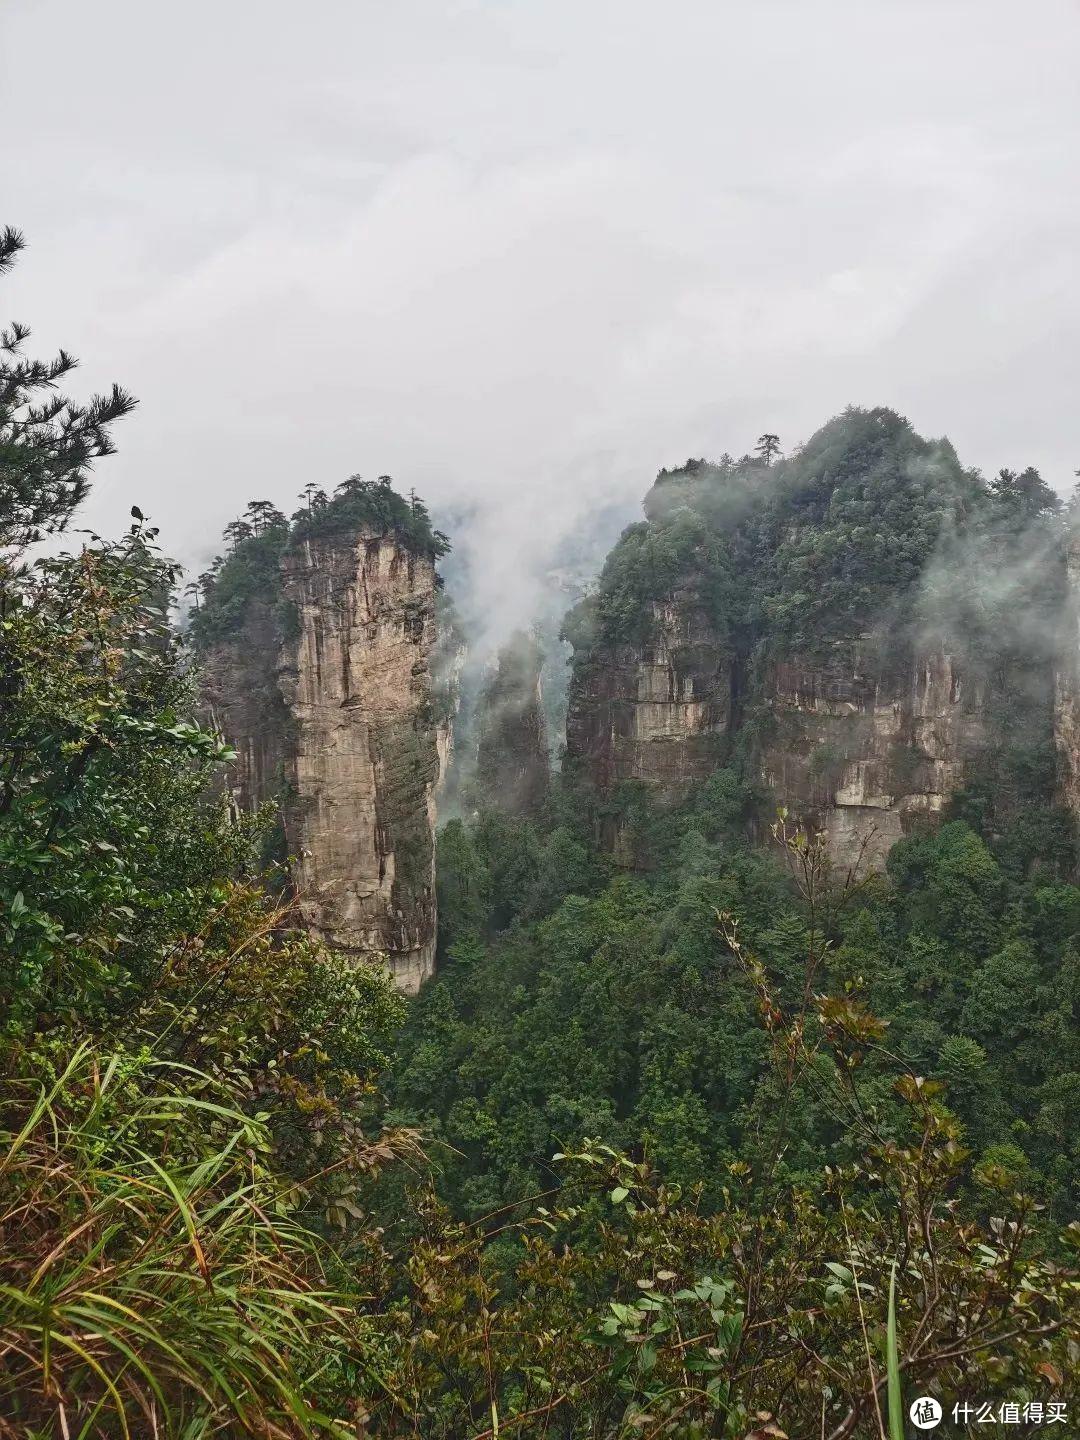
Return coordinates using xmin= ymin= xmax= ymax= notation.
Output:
xmin=566 ymin=603 xmax=988 ymax=870
xmin=759 ymin=638 xmax=986 ymax=871
xmin=565 ymin=596 xmax=732 ymax=803
xmin=475 ymin=633 xmax=550 ymax=814
xmin=431 ymin=592 xmax=468 ymax=798
xmin=562 ymin=407 xmax=1080 ymax=871
xmin=199 ymin=527 xmax=441 ymax=993
xmin=279 ymin=532 xmax=440 ymax=993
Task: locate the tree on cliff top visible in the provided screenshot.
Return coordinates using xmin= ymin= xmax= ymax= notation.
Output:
xmin=244 ymin=498 xmax=288 ymax=534
xmin=191 ymin=475 xmax=450 ymax=648
xmin=569 ymin=406 xmax=987 ymax=659
xmin=290 ymin=471 xmax=450 ymax=557
xmin=755 ymin=431 xmax=782 ymax=465
xmin=988 ymin=465 xmax=1061 ymax=517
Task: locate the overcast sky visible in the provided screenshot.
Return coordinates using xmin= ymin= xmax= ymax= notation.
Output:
xmin=3 ymin=0 xmax=1078 ymax=641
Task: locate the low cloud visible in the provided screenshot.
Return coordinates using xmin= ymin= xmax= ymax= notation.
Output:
xmin=3 ymin=0 xmax=1077 ymax=652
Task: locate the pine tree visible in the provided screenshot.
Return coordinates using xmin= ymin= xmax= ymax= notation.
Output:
xmin=0 ymin=228 xmax=136 ymax=547
xmin=243 ymin=499 xmax=286 ymax=534
xmin=988 ymin=465 xmax=1061 ymax=516
xmin=754 ymin=432 xmax=782 ymax=466
xmin=222 ymin=518 xmax=254 ymax=549
xmin=335 ymin=473 xmax=365 ymax=499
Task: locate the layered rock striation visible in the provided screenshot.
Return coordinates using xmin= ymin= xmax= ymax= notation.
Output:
xmin=567 ymin=618 xmax=988 ymax=869
xmin=196 ymin=513 xmax=442 ymax=993
xmin=757 ymin=639 xmax=986 ymax=870
xmin=280 ymin=532 xmax=440 ymax=992
xmin=197 ymin=595 xmax=292 ymax=823
xmin=565 ymin=596 xmax=731 ymax=802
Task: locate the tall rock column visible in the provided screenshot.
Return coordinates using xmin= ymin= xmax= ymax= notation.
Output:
xmin=279 ymin=529 xmax=440 ymax=993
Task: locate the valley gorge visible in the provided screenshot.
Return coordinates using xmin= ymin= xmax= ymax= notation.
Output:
xmin=195 ymin=409 xmax=1080 ymax=989
xmin=9 ymin=22 xmax=1077 ymax=1427
xmin=474 ymin=631 xmax=550 ymax=816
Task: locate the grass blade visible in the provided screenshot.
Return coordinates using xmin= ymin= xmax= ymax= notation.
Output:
xmin=886 ymin=1262 xmax=903 ymax=1440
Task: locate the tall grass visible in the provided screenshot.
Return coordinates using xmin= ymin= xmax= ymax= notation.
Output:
xmin=886 ymin=1263 xmax=903 ymax=1440
xmin=0 ymin=1043 xmax=367 ymax=1438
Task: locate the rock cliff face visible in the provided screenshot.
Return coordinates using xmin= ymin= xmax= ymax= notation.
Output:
xmin=566 ymin=617 xmax=988 ymax=868
xmin=565 ymin=595 xmax=731 ymax=802
xmin=279 ymin=532 xmax=440 ymax=993
xmin=431 ymin=593 xmax=468 ymax=799
xmin=564 ymin=409 xmax=1077 ymax=870
xmin=758 ymin=639 xmax=986 ymax=870
xmin=198 ymin=596 xmax=292 ymax=822
xmin=199 ymin=527 xmax=440 ymax=993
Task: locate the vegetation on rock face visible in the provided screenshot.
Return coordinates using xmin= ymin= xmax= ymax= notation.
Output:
xmin=566 ymin=407 xmax=1055 ymax=663
xmin=290 ymin=473 xmax=450 ymax=557
xmin=189 ymin=476 xmax=450 ymax=652
xmin=565 ymin=405 xmax=1074 ymax=859
xmin=756 ymin=409 xmax=981 ymax=650
xmin=2 ymin=233 xmax=1077 ymax=1437
xmin=187 ymin=511 xmax=291 ymax=648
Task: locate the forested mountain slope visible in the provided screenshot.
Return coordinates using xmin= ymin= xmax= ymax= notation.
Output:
xmin=2 ymin=217 xmax=1075 ymax=1440
xmin=564 ymin=408 xmax=1074 ymax=870
xmin=385 ymin=411 xmax=1080 ymax=1429
xmin=395 ymin=410 xmax=1079 ymax=1213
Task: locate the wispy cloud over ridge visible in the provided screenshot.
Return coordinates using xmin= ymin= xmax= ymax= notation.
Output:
xmin=2 ymin=0 xmax=1077 ymax=649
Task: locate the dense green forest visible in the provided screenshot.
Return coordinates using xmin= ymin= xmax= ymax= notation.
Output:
xmin=402 ymin=787 xmax=1079 ymax=1219
xmin=1 ymin=228 xmax=1076 ymax=1438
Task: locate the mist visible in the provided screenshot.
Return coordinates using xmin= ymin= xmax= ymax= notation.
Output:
xmin=3 ymin=0 xmax=1079 ymax=654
